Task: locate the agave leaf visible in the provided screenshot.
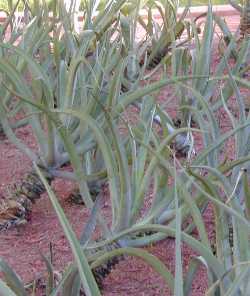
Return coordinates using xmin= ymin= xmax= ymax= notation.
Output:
xmin=88 ymin=223 xmax=224 ymax=279
xmin=1 ymin=0 xmax=21 ymax=37
xmin=146 ymin=7 xmax=153 ymax=37
xmin=69 ymin=273 xmax=81 ymax=296
xmin=84 ymin=0 xmax=100 ymax=29
xmin=232 ymin=218 xmax=250 ymax=267
xmin=0 ymin=51 xmax=50 ymax=155
xmin=93 ymin=0 xmax=126 ymax=36
xmin=192 ymin=3 xmax=213 ymax=94
xmin=194 ymin=119 xmax=250 ymax=167
xmin=0 ymin=59 xmax=45 ymax=160
xmin=0 ymin=278 xmax=18 ymax=296
xmin=50 ymin=263 xmax=77 ymax=296
xmin=223 ymin=266 xmax=250 ymax=296
xmin=243 ymin=169 xmax=250 ymax=220
xmin=61 ymin=265 xmax=80 ymax=296
xmin=224 ymin=57 xmax=246 ymax=158
xmin=106 ymin=59 xmax=124 ymax=108
xmin=221 ymin=89 xmax=237 ymax=133
xmin=80 ymin=196 xmax=102 ymax=247
xmin=139 ymin=141 xmax=250 ymax=230
xmin=146 ymin=168 xmax=171 ymax=221
xmin=116 ymin=74 xmax=215 ymax=115
xmin=120 ymin=14 xmax=130 ymax=49
xmin=184 ymin=256 xmax=214 ymax=296
xmin=220 ymin=157 xmax=250 ymax=176
xmin=174 ymin=160 xmax=183 ymax=296
xmin=139 ymin=140 xmax=209 ymax=248
xmin=131 ymin=126 xmax=201 ymax=219
xmin=147 ymin=20 xmax=185 ymax=67
xmin=206 ymin=262 xmax=250 ymax=296
xmin=110 ymin=123 xmax=132 ymax=231
xmin=177 ymin=81 xmax=220 ymax=166
xmin=211 ymin=38 xmax=250 ymax=111
xmin=0 ymin=258 xmax=27 ymax=296
xmin=130 ymin=99 xmax=155 ymax=222
xmin=178 ymin=180 xmax=210 ymax=248
xmin=35 ymin=165 xmax=101 ymax=296
xmin=130 ymin=127 xmax=189 ymax=218
xmin=186 ymin=166 xmax=250 ymax=229
xmin=52 ymin=108 xmax=120 ymax=226
xmin=91 ymin=247 xmax=175 ymax=293
xmin=190 ymin=165 xmax=232 ymax=196
xmin=40 ymin=253 xmax=54 ymax=295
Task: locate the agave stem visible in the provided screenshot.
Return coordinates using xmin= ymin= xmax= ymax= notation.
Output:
xmin=48 ymin=168 xmax=107 ymax=182
xmin=0 ymin=170 xmax=53 ymax=231
xmin=46 ymin=115 xmax=56 ymax=166
xmin=55 ymin=140 xmax=96 ymax=167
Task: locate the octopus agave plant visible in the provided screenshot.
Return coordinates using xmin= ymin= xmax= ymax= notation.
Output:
xmin=0 ymin=0 xmax=128 ymax=230
xmin=0 ymin=1 xmax=56 ymax=230
xmin=0 ymin=0 xmax=193 ymax=231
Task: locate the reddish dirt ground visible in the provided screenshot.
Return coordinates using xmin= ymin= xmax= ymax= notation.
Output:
xmin=0 ymin=11 xmax=245 ymax=296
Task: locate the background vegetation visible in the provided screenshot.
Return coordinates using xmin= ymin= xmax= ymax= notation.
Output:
xmin=0 ymin=0 xmax=235 ymax=12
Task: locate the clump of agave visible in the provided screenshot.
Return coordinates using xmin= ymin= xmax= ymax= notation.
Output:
xmin=29 ymin=10 xmax=250 ymax=295
xmin=0 ymin=0 xmax=129 ymax=228
xmin=1 ymin=1 xmax=250 ymax=296
xmin=0 ymin=0 xmax=193 ymax=230
xmin=51 ymin=5 xmax=250 ymax=295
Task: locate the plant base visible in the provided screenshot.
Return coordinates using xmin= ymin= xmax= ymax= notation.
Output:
xmin=0 ymin=171 xmax=52 ymax=231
